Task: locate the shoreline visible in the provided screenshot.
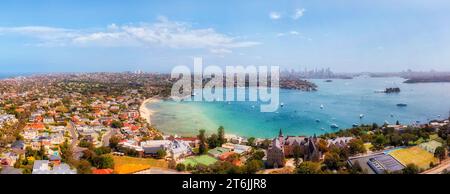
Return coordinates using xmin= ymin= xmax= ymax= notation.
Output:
xmin=139 ymin=98 xmax=161 ymax=126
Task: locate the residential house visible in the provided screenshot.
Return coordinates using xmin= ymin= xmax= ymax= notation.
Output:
xmin=32 ymin=160 xmax=76 ymax=174
xmin=208 ymin=147 xmax=232 ymax=158
xmin=222 ymin=143 xmax=252 ymax=155
xmin=168 ymin=140 xmax=192 ymax=160
xmin=140 ymin=140 xmax=171 ymax=156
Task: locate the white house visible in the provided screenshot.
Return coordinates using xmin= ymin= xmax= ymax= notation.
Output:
xmin=168 ymin=140 xmax=192 ymax=160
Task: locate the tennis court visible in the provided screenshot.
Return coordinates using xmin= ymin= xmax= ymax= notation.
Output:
xmin=388 ymin=146 xmax=438 ymax=170
xmin=182 ymin=155 xmax=218 ymax=167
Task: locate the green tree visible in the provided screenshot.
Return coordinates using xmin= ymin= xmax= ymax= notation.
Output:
xmin=293 ymin=145 xmax=302 ymax=167
xmin=402 ymin=163 xmax=419 ymax=174
xmin=198 ymin=129 xmax=207 ymax=155
xmin=207 ymin=134 xmax=221 ymax=149
xmin=434 ymin=146 xmax=447 ymax=160
xmin=76 ymin=160 xmax=93 ymax=174
xmin=372 ymin=123 xmax=379 ymax=130
xmin=156 ymin=149 xmax=167 ymax=159
xmin=372 ymin=135 xmax=387 ymax=150
xmin=109 ymin=135 xmax=121 ymax=150
xmin=218 ymin=126 xmax=226 ymax=145
xmin=92 ymin=155 xmax=114 ymax=169
xmin=296 ymin=161 xmax=321 ymax=174
xmin=323 ymin=152 xmax=341 ymax=170
xmin=243 ymin=160 xmax=263 ymax=174
xmin=248 ymin=150 xmax=265 ymax=161
xmin=94 ymin=146 xmax=112 ymax=155
xmin=389 ymin=133 xmax=403 ymax=146
xmin=348 ymin=139 xmax=366 ymax=155
xmin=246 ymin=137 xmax=256 ymax=147
xmin=176 ymin=163 xmax=186 ymax=171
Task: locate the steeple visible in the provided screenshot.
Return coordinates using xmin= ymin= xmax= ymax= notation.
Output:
xmin=279 ymin=129 xmax=283 ymax=137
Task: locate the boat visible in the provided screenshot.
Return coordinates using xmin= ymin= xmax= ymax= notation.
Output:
xmin=315 ymin=119 xmax=321 ymax=123
xmin=321 ymin=128 xmax=326 ymax=131
xmin=280 ymin=103 xmax=284 ymax=107
xmin=330 ymin=124 xmax=339 ymax=129
xmin=320 ymin=104 xmax=324 ymax=109
xmin=396 ymin=103 xmax=407 ymax=107
xmin=352 ymin=123 xmax=359 ymax=127
xmin=359 ymin=114 xmax=364 ymax=119
xmin=390 ymin=113 xmax=394 ymax=117
xmin=384 ymin=120 xmax=390 ymax=125
xmin=325 ymin=80 xmax=333 ymax=82
xmin=191 ymin=92 xmax=197 ymax=97
xmin=384 ymin=87 xmax=401 ymax=93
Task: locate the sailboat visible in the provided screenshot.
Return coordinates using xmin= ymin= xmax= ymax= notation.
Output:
xmin=330 ymin=124 xmax=339 ymax=129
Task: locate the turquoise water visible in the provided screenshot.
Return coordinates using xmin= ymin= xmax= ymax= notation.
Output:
xmin=148 ymin=77 xmax=450 ymax=138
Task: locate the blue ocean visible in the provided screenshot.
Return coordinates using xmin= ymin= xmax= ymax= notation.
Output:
xmin=147 ymin=77 xmax=450 ymax=138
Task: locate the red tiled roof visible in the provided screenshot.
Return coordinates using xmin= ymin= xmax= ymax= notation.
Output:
xmin=92 ymin=169 xmax=114 ymax=174
xmin=25 ymin=123 xmax=45 ymax=130
xmin=219 ymin=152 xmax=236 ymax=161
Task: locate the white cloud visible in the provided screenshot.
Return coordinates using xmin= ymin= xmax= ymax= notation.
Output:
xmin=269 ymin=12 xmax=282 ymax=20
xmin=292 ymin=8 xmax=306 ymax=20
xmin=0 ymin=17 xmax=260 ymax=52
xmin=290 ymin=31 xmax=300 ymax=35
xmin=276 ymin=31 xmax=300 ymax=37
xmin=210 ymin=48 xmax=232 ymax=57
xmin=276 ymin=33 xmax=286 ymax=37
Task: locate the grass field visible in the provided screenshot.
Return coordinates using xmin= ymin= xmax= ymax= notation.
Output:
xmin=388 ymin=146 xmax=439 ymax=170
xmin=182 ymin=155 xmax=218 ymax=167
xmin=111 ymin=155 xmax=168 ymax=174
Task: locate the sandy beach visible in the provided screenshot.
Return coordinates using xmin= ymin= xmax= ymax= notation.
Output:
xmin=139 ymin=98 xmax=160 ymax=126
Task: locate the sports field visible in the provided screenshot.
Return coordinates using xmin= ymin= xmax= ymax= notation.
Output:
xmin=111 ymin=155 xmax=168 ymax=174
xmin=182 ymin=155 xmax=218 ymax=167
xmin=388 ymin=146 xmax=438 ymax=170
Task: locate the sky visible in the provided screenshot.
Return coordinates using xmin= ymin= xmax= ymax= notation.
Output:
xmin=0 ymin=0 xmax=450 ymax=73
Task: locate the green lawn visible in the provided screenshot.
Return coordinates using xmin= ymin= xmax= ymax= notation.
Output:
xmin=111 ymin=155 xmax=168 ymax=174
xmin=182 ymin=155 xmax=218 ymax=167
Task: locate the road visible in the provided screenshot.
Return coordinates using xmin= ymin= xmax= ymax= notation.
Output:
xmin=67 ymin=121 xmax=79 ymax=149
xmin=102 ymin=128 xmax=116 ymax=147
xmin=421 ymin=158 xmax=450 ymax=174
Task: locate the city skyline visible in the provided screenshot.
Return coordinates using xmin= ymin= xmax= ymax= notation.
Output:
xmin=1 ymin=0 xmax=450 ymax=73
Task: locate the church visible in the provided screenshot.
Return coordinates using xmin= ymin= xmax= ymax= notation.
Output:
xmin=266 ymin=129 xmax=322 ymax=168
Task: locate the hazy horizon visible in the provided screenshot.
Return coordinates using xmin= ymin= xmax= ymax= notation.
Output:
xmin=1 ymin=0 xmax=450 ymax=73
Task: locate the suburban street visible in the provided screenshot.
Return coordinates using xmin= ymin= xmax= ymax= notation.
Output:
xmin=67 ymin=121 xmax=79 ymax=149
xmin=102 ymin=128 xmax=116 ymax=147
